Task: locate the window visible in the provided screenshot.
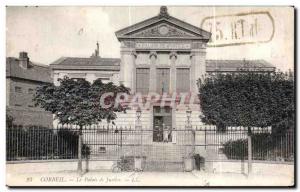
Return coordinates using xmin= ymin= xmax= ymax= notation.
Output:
xmin=14 ymin=104 xmax=22 ymax=107
xmin=157 ymin=53 xmax=169 ymax=65
xmin=157 ymin=68 xmax=170 ymax=94
xmin=96 ymin=129 xmax=108 ymax=133
xmin=176 ymin=68 xmax=190 ymax=93
xmin=28 ymin=88 xmax=34 ymax=94
xmin=136 ymin=68 xmax=150 ymax=94
xmin=136 ymin=53 xmax=149 ymax=65
xmin=96 ymin=78 xmax=110 ymax=84
xmin=71 ymin=78 xmax=85 ymax=81
xmin=98 ymin=147 xmax=106 ymax=153
xmin=176 ymin=54 xmax=191 ymax=66
xmin=28 ymin=104 xmax=34 ymax=108
xmin=15 ymin=86 xmax=22 ymax=93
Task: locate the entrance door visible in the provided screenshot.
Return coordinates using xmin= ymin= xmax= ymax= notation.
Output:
xmin=144 ymin=106 xmax=184 ymax=171
xmin=153 ymin=106 xmax=172 ymax=142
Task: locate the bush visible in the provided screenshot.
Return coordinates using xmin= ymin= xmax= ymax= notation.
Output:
xmin=199 ymin=72 xmax=294 ymax=134
xmin=223 ymin=139 xmax=248 ymax=160
xmin=222 ymin=133 xmax=293 ymax=161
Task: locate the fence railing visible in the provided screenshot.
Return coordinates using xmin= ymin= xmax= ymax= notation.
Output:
xmin=6 ymin=126 xmax=82 ymax=161
xmin=6 ymin=125 xmax=294 ymax=163
xmin=201 ymin=129 xmax=294 ymax=162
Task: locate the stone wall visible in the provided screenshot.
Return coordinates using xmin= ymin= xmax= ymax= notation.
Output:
xmin=206 ymin=160 xmax=294 ymax=176
xmin=7 ymin=107 xmax=53 ymax=128
xmin=6 ymin=160 xmax=114 ymax=174
xmin=52 ymin=71 xmax=120 ymax=85
xmin=7 ymin=78 xmax=53 ymax=128
xmin=7 ymin=78 xmax=44 ymax=110
xmin=7 ymin=159 xmax=294 ymax=176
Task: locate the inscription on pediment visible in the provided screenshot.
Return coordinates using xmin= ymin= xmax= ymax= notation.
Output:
xmin=135 ymin=42 xmax=191 ymax=50
xmin=130 ymin=24 xmax=197 ymax=38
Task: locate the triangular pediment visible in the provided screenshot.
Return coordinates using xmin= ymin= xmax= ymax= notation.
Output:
xmin=125 ymin=21 xmax=200 ymax=38
xmin=115 ymin=6 xmax=211 ymax=41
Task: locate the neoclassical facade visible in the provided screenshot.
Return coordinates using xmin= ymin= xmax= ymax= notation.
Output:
xmin=115 ymin=6 xmax=210 ymax=95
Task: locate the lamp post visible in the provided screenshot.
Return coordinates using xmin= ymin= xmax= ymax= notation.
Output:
xmin=136 ymin=106 xmax=142 ymax=145
xmin=185 ymin=106 xmax=195 ymax=171
xmin=186 ymin=107 xmax=192 ymax=129
xmin=136 ymin=106 xmax=142 ymax=126
xmin=135 ymin=106 xmax=143 ymax=170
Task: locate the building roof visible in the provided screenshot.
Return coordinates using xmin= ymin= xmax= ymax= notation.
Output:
xmin=6 ymin=57 xmax=52 ymax=83
xmin=206 ymin=59 xmax=276 ymax=72
xmin=51 ymin=57 xmax=120 ymax=66
xmin=50 ymin=56 xmax=275 ymax=72
xmin=50 ymin=56 xmax=121 ymax=71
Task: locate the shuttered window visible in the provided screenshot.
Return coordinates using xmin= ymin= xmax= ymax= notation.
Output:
xmin=176 ymin=68 xmax=190 ymax=93
xmin=136 ymin=68 xmax=150 ymax=94
xmin=157 ymin=68 xmax=170 ymax=94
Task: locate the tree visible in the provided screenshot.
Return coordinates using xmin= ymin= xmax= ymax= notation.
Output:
xmin=198 ymin=71 xmax=294 ymax=174
xmin=34 ymin=77 xmax=130 ymax=173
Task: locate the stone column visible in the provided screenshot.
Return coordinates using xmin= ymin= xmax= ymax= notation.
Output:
xmin=190 ymin=46 xmax=206 ymax=94
xmin=120 ymin=47 xmax=135 ymax=91
xmin=169 ymin=51 xmax=177 ymax=93
xmin=149 ymin=51 xmax=157 ymax=93
xmin=190 ymin=53 xmax=196 ymax=93
xmin=132 ymin=51 xmax=137 ymax=93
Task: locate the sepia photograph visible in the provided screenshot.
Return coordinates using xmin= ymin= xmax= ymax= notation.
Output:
xmin=5 ymin=5 xmax=295 ymax=187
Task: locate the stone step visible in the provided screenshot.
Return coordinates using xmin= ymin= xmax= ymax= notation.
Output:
xmin=143 ymin=161 xmax=184 ymax=172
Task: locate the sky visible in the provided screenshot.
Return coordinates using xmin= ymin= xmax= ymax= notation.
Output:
xmin=6 ymin=6 xmax=294 ymax=71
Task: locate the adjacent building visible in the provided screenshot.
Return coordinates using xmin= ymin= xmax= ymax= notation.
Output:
xmin=6 ymin=52 xmax=53 ymax=127
xmin=51 ymin=43 xmax=120 ymax=86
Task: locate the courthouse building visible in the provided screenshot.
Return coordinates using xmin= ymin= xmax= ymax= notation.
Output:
xmin=51 ymin=6 xmax=275 ymax=141
xmin=50 ymin=7 xmax=276 ymax=169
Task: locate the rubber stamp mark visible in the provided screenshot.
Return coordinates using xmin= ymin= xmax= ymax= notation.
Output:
xmin=201 ymin=11 xmax=275 ymax=47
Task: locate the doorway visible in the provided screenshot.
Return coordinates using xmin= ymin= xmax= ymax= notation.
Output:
xmin=153 ymin=106 xmax=172 ymax=142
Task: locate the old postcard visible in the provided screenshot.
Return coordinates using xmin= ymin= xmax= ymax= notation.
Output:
xmin=6 ymin=6 xmax=294 ymax=187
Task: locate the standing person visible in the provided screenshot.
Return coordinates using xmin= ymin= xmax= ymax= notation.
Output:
xmin=163 ymin=123 xmax=168 ymax=142
xmin=167 ymin=126 xmax=171 ymax=142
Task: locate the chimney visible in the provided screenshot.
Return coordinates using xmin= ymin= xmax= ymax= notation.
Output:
xmin=19 ymin=52 xmax=30 ymax=68
xmin=95 ymin=41 xmax=100 ymax=57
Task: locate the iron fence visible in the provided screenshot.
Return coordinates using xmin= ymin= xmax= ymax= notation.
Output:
xmin=6 ymin=126 xmax=82 ymax=161
xmin=6 ymin=125 xmax=294 ymax=165
xmin=198 ymin=128 xmax=294 ymax=162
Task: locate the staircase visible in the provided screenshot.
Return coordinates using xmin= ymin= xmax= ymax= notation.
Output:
xmin=141 ymin=144 xmax=193 ymax=171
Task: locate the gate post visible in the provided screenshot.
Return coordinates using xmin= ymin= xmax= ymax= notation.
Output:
xmin=184 ymin=107 xmax=194 ymax=172
xmin=135 ymin=107 xmax=143 ymax=171
xmin=77 ymin=127 xmax=83 ymax=175
xmin=247 ymin=128 xmax=252 ymax=175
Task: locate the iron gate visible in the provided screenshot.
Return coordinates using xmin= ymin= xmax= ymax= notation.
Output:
xmin=81 ymin=127 xmax=195 ymax=171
